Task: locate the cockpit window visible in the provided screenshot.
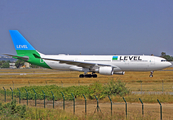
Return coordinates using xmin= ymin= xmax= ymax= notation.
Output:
xmin=161 ymin=60 xmax=167 ymax=62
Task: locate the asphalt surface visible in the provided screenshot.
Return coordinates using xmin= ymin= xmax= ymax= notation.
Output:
xmin=132 ymin=91 xmax=173 ymax=95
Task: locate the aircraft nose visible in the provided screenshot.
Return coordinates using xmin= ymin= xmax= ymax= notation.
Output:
xmin=167 ymin=62 xmax=172 ymax=67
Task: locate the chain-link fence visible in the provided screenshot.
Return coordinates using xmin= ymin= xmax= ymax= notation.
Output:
xmin=0 ymin=87 xmax=169 ymax=120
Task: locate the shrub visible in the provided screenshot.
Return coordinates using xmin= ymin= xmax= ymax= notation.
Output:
xmin=104 ymin=79 xmax=129 ymax=96
xmin=88 ymin=81 xmax=105 ymax=99
xmin=4 ymin=80 xmax=130 ymax=100
xmin=0 ymin=99 xmax=26 ymax=119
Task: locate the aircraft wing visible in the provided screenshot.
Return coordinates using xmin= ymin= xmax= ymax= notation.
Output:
xmin=42 ymin=57 xmax=115 ymax=69
xmin=3 ymin=54 xmax=29 ymax=61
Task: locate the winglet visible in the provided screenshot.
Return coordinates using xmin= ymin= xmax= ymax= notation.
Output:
xmin=9 ymin=30 xmax=35 ymax=50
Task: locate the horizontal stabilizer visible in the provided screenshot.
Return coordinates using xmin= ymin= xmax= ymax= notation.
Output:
xmin=3 ymin=54 xmax=29 ymax=61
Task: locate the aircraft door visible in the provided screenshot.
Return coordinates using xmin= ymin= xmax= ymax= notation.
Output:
xmin=150 ymin=58 xmax=155 ymax=65
xmin=149 ymin=58 xmax=155 ymax=70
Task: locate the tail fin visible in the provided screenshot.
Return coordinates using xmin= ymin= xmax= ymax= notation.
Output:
xmin=9 ymin=30 xmax=41 ymax=59
xmin=9 ymin=30 xmax=35 ymax=53
xmin=8 ymin=30 xmax=50 ymax=68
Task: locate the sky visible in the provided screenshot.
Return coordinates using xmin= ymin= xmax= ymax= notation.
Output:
xmin=0 ymin=0 xmax=173 ymax=56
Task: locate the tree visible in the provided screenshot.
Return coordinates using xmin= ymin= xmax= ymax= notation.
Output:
xmin=161 ymin=52 xmax=166 ymax=57
xmin=0 ymin=61 xmax=2 ymax=66
xmin=2 ymin=60 xmax=5 ymax=64
xmin=15 ymin=60 xmax=25 ymax=68
xmin=164 ymin=55 xmax=173 ymax=61
xmin=160 ymin=52 xmax=173 ymax=61
xmin=1 ymin=61 xmax=9 ymax=68
xmin=30 ymin=64 xmax=39 ymax=68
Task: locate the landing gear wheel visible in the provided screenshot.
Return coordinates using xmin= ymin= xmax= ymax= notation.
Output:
xmin=149 ymin=75 xmax=153 ymax=77
xmin=149 ymin=71 xmax=154 ymax=77
xmin=85 ymin=74 xmax=92 ymax=78
xmin=92 ymin=74 xmax=97 ymax=78
xmin=79 ymin=74 xmax=84 ymax=78
xmin=79 ymin=73 xmax=97 ymax=78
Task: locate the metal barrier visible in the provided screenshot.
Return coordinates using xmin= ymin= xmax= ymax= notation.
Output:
xmin=33 ymin=89 xmax=37 ymax=106
xmin=95 ymin=95 xmax=101 ymax=113
xmin=123 ymin=97 xmax=127 ymax=118
xmin=17 ymin=88 xmax=21 ymax=103
xmin=10 ymin=87 xmax=13 ymax=100
xmin=83 ymin=94 xmax=87 ymax=114
xmin=51 ymin=91 xmax=54 ymax=108
xmin=42 ymin=90 xmax=46 ymax=108
xmin=24 ymin=89 xmax=28 ymax=105
xmin=139 ymin=98 xmax=144 ymax=115
xmin=157 ymin=99 xmax=162 ymax=120
xmin=0 ymin=87 xmax=169 ymax=119
xmin=108 ymin=96 xmax=112 ymax=116
xmin=71 ymin=93 xmax=75 ymax=114
xmin=61 ymin=92 xmax=65 ymax=110
xmin=3 ymin=87 xmax=6 ymax=102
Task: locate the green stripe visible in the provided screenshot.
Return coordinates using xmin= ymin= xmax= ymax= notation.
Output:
xmin=15 ymin=50 xmax=51 ymax=69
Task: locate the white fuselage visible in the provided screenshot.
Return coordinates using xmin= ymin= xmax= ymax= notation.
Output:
xmin=40 ymin=54 xmax=172 ymax=72
xmin=8 ymin=30 xmax=172 ymax=77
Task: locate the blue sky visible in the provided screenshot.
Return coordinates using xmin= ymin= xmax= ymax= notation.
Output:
xmin=0 ymin=0 xmax=173 ymax=56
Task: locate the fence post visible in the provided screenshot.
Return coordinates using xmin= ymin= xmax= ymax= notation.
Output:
xmin=42 ymin=90 xmax=45 ymax=108
xmin=157 ymin=99 xmax=162 ymax=120
xmin=51 ymin=91 xmax=54 ymax=108
xmin=139 ymin=98 xmax=144 ymax=115
xmin=123 ymin=97 xmax=127 ymax=118
xmin=83 ymin=94 xmax=87 ymax=114
xmin=10 ymin=87 xmax=13 ymax=100
xmin=25 ymin=89 xmax=28 ymax=106
xmin=12 ymin=81 xmax=14 ymax=89
xmin=71 ymin=93 xmax=75 ymax=114
xmin=33 ymin=89 xmax=37 ymax=106
xmin=141 ymin=81 xmax=142 ymax=94
xmin=17 ymin=88 xmax=21 ymax=103
xmin=162 ymin=80 xmax=164 ymax=93
xmin=108 ymin=96 xmax=112 ymax=116
xmin=61 ymin=81 xmax=63 ymax=87
xmin=78 ymin=80 xmax=80 ymax=86
xmin=95 ymin=95 xmax=101 ymax=112
xmin=61 ymin=92 xmax=65 ymax=110
xmin=28 ymin=81 xmax=30 ymax=87
xmin=3 ymin=87 xmax=6 ymax=102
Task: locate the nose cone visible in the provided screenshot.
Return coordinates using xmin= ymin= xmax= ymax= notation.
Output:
xmin=166 ymin=61 xmax=172 ymax=67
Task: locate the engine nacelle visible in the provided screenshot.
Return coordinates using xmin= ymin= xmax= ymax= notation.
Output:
xmin=99 ymin=67 xmax=113 ymax=75
xmin=114 ymin=71 xmax=125 ymax=75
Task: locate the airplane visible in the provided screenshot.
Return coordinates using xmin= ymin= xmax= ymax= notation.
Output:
xmin=4 ymin=30 xmax=172 ymax=78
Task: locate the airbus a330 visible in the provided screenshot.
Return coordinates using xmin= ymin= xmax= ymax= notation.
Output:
xmin=4 ymin=30 xmax=172 ymax=78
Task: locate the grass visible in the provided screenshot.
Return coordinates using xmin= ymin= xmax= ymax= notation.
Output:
xmin=0 ymin=68 xmax=173 ymax=119
xmin=0 ymin=68 xmax=173 ymax=92
xmin=0 ymin=101 xmax=166 ymax=120
xmin=0 ymin=92 xmax=173 ymax=119
xmin=108 ymin=94 xmax=173 ymax=103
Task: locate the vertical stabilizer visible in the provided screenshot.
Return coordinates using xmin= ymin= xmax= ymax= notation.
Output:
xmin=9 ymin=30 xmax=35 ymax=51
xmin=8 ymin=30 xmax=51 ymax=68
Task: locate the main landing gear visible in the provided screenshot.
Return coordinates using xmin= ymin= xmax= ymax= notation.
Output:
xmin=149 ymin=71 xmax=154 ymax=77
xmin=79 ymin=73 xmax=97 ymax=78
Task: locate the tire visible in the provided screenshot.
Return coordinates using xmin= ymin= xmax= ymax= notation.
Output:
xmin=149 ymin=75 xmax=153 ymax=77
xmin=79 ymin=74 xmax=84 ymax=78
xmin=85 ymin=74 xmax=92 ymax=78
xmin=92 ymin=74 xmax=97 ymax=78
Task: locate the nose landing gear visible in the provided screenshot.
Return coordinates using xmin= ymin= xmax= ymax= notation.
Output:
xmin=149 ymin=71 xmax=154 ymax=77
